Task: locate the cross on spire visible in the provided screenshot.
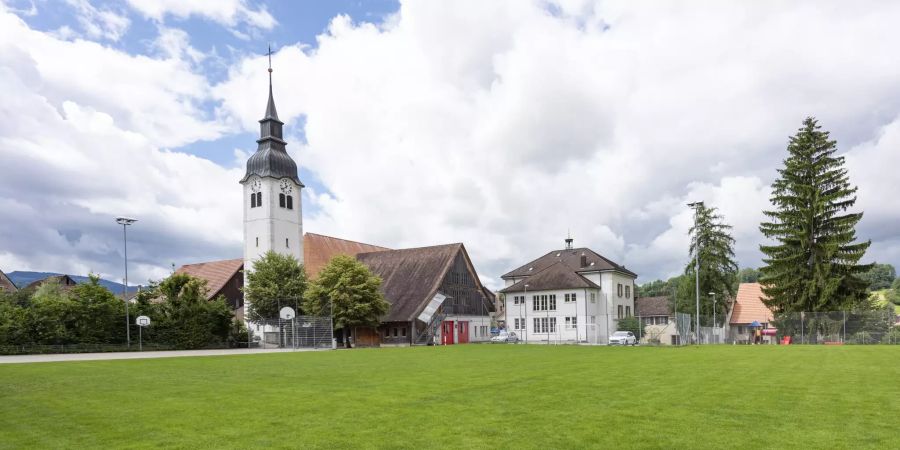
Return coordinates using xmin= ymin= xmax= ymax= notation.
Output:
xmin=263 ymin=44 xmax=278 ymax=120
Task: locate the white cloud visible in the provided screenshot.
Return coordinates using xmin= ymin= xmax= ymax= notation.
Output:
xmin=64 ymin=0 xmax=130 ymax=42
xmin=2 ymin=0 xmax=900 ymax=289
xmin=213 ymin=0 xmax=900 ymax=285
xmin=124 ymin=0 xmax=276 ymax=32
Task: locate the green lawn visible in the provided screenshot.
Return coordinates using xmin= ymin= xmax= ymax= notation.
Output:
xmin=2 ymin=345 xmax=899 ymax=449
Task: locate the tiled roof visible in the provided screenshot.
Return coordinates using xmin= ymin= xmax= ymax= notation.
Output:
xmin=176 ymin=259 xmax=243 ymax=300
xmin=356 ymin=243 xmax=463 ymax=322
xmin=502 ymin=247 xmax=637 ymax=279
xmin=303 ymin=233 xmax=391 ymax=279
xmin=635 ymin=296 xmax=671 ymax=317
xmin=0 ymin=269 xmax=16 ymax=292
xmin=730 ymin=283 xmax=774 ymax=324
xmin=499 ymin=261 xmax=600 ymax=293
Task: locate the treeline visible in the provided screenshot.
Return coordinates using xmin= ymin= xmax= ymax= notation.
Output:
xmin=0 ymin=273 xmax=245 ymax=352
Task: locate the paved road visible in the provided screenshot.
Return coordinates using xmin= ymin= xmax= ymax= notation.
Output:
xmin=0 ymin=347 xmax=326 ymax=364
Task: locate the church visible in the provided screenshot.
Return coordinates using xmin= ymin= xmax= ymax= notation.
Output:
xmin=177 ymin=62 xmax=494 ymax=346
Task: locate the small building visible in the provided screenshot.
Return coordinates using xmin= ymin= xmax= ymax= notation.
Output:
xmin=727 ymin=282 xmax=775 ymax=344
xmin=0 ymin=269 xmax=16 ymax=293
xmin=634 ymin=295 xmax=681 ymax=345
xmin=175 ymin=259 xmax=244 ymax=320
xmin=24 ymin=274 xmax=78 ymax=291
xmin=499 ymin=238 xmax=638 ymax=344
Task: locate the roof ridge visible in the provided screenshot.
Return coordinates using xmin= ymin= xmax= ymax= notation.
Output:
xmin=305 ymin=232 xmax=391 ymax=249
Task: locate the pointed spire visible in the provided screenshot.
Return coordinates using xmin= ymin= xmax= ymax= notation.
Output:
xmin=264 ymin=44 xmax=279 ymax=120
xmin=565 ymin=229 xmax=573 ymax=250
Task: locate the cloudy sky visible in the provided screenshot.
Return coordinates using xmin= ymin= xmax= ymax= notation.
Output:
xmin=1 ymin=0 xmax=898 ymax=290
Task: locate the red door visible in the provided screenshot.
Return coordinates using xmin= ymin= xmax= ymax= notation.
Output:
xmin=458 ymin=321 xmax=469 ymax=344
xmin=442 ymin=321 xmax=455 ymax=345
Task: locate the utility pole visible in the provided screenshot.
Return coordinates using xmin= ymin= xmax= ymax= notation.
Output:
xmin=687 ymin=202 xmax=703 ymax=345
xmin=116 ymin=217 xmax=137 ymax=348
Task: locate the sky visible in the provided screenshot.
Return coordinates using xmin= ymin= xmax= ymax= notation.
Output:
xmin=1 ymin=0 xmax=899 ymax=291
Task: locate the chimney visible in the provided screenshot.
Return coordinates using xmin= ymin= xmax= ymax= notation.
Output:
xmin=580 ymin=252 xmax=588 ymax=268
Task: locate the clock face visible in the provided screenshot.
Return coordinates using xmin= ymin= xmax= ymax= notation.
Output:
xmin=279 ymin=179 xmax=293 ymax=195
xmin=250 ymin=180 xmax=262 ymax=193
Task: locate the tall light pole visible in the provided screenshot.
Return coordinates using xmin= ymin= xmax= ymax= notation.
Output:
xmin=116 ymin=217 xmax=137 ymax=348
xmin=688 ymin=201 xmax=703 ymax=344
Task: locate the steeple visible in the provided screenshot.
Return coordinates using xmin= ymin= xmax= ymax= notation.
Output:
xmin=241 ymin=45 xmax=302 ymax=186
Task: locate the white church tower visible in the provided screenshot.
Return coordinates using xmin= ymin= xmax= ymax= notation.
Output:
xmin=240 ymin=56 xmax=304 ymax=314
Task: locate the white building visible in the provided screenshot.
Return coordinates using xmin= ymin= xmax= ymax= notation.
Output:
xmin=240 ymin=66 xmax=304 ymax=329
xmin=499 ymin=239 xmax=637 ymax=344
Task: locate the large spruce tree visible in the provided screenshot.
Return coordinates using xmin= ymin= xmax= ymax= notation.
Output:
xmin=759 ymin=117 xmax=871 ymax=312
xmin=677 ymin=203 xmax=738 ymax=324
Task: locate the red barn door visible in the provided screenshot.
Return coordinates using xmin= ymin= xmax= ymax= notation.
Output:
xmin=458 ymin=321 xmax=469 ymax=344
xmin=442 ymin=321 xmax=455 ymax=345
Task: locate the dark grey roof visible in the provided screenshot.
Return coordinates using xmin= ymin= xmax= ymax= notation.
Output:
xmin=240 ymin=78 xmax=303 ymax=185
xmin=356 ymin=244 xmax=462 ymax=322
xmin=635 ymin=296 xmax=672 ymax=317
xmin=499 ymin=261 xmax=600 ymax=293
xmin=502 ymin=247 xmax=637 ymax=279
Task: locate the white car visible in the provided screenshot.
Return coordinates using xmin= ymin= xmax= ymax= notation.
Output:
xmin=609 ymin=331 xmax=637 ymax=346
xmin=491 ymin=331 xmax=519 ymax=343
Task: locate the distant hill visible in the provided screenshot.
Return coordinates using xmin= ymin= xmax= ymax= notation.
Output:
xmin=7 ymin=271 xmax=142 ymax=294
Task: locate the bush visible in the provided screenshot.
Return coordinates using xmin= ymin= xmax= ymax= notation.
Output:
xmin=882 ymin=328 xmax=900 ymax=345
xmin=617 ymin=316 xmax=641 ymax=336
xmin=227 ymin=319 xmax=249 ymax=348
xmin=849 ymin=331 xmax=874 ymax=345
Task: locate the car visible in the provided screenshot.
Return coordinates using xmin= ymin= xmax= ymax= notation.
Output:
xmin=491 ymin=331 xmax=519 ymax=343
xmin=609 ymin=331 xmax=637 ymax=346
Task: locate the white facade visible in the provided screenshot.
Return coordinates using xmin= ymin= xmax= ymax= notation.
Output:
xmin=242 ymin=175 xmax=304 ymax=267
xmin=502 ymin=271 xmax=636 ymax=344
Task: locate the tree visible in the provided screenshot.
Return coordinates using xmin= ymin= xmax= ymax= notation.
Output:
xmin=243 ymin=251 xmax=307 ymax=322
xmin=617 ymin=316 xmax=641 ymax=337
xmin=69 ymin=274 xmax=126 ymax=344
xmin=678 ymin=204 xmax=738 ymax=325
xmin=144 ymin=273 xmax=233 ymax=349
xmin=304 ymin=255 xmax=389 ymax=348
xmin=860 ymin=263 xmax=896 ymax=291
xmin=759 ymin=118 xmax=871 ymax=313
xmin=738 ymin=267 xmax=760 ymax=283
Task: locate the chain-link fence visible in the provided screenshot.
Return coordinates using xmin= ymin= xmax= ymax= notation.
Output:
xmin=248 ymin=316 xmax=334 ymax=349
xmin=760 ymin=310 xmax=900 ymax=345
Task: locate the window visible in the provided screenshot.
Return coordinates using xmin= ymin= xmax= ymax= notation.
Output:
xmin=564 ymin=293 xmax=577 ymax=303
xmin=532 ymin=317 xmax=556 ymax=333
xmin=514 ymin=318 xmax=525 ymax=330
xmin=255 ymin=192 xmax=262 ymax=207
xmin=549 ymin=317 xmax=557 ymax=333
xmin=250 ymin=193 xmax=257 ymax=208
xmin=589 ymin=315 xmax=596 ymax=324
xmin=532 ymin=295 xmax=556 ymax=311
xmin=671 ymin=335 xmax=680 ymax=345
xmin=402 ymin=327 xmax=407 ymax=337
xmin=513 ymin=295 xmax=525 ymax=305
xmin=617 ymin=284 xmax=623 ymax=297
xmin=393 ymin=328 xmax=398 ymax=337
xmin=618 ymin=305 xmax=624 ymax=319
xmin=286 ymin=195 xmax=293 ymax=210
xmin=626 ymin=306 xmax=631 ymax=317
xmin=534 ymin=317 xmax=542 ymax=333
xmin=548 ymin=295 xmax=556 ymax=311
xmin=590 ymin=292 xmax=596 ymax=303
xmin=565 ymin=316 xmax=578 ymax=329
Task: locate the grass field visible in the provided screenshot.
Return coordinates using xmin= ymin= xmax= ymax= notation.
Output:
xmin=2 ymin=345 xmax=899 ymax=449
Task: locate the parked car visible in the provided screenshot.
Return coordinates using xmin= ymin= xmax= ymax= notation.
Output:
xmin=491 ymin=331 xmax=519 ymax=343
xmin=609 ymin=331 xmax=637 ymax=346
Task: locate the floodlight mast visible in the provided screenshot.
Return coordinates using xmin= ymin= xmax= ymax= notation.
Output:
xmin=687 ymin=202 xmax=703 ymax=344
xmin=116 ymin=217 xmax=137 ymax=348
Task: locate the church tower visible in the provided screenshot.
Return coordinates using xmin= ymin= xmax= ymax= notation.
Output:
xmin=240 ymin=53 xmax=304 ymax=298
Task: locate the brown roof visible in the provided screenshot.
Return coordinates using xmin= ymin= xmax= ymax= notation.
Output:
xmin=304 ymin=233 xmax=390 ymax=279
xmin=25 ymin=274 xmax=78 ymax=291
xmin=176 ymin=259 xmax=243 ymax=300
xmin=356 ymin=243 xmax=467 ymax=322
xmin=0 ymin=269 xmax=16 ymax=293
xmin=502 ymin=247 xmax=637 ymax=279
xmin=635 ymin=296 xmax=671 ymax=317
xmin=730 ymin=283 xmax=774 ymax=325
xmin=499 ymin=261 xmax=600 ymax=293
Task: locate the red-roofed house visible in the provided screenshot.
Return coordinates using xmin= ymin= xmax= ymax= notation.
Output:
xmin=727 ymin=282 xmax=776 ymax=344
xmin=175 ymin=258 xmax=244 ymax=320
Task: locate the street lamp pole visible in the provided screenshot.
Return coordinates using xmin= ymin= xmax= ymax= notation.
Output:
xmin=688 ymin=201 xmax=703 ymax=345
xmin=116 ymin=217 xmax=137 ymax=348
